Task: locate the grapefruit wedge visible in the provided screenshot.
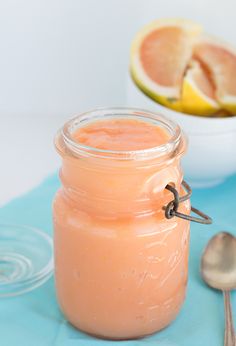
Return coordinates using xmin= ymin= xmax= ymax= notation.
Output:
xmin=181 ymin=60 xmax=219 ymax=115
xmin=130 ymin=19 xmax=202 ymax=111
xmin=194 ymin=36 xmax=236 ymax=114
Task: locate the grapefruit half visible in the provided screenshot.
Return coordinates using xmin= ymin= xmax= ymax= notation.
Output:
xmin=194 ymin=36 xmax=236 ymax=114
xmin=181 ymin=60 xmax=219 ymax=115
xmin=130 ymin=18 xmax=202 ymax=111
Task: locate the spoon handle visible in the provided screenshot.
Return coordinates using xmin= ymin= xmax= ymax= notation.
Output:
xmin=223 ymin=290 xmax=236 ymax=346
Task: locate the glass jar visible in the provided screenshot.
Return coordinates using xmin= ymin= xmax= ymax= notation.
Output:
xmin=53 ymin=108 xmax=191 ymax=340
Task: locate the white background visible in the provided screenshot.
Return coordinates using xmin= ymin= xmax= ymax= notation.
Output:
xmin=1 ymin=0 xmax=236 ymax=205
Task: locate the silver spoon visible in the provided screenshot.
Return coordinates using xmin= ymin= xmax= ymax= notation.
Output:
xmin=201 ymin=232 xmax=236 ymax=346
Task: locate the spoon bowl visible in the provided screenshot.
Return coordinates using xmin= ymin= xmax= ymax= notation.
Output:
xmin=201 ymin=232 xmax=236 ymax=291
xmin=201 ymin=231 xmax=236 ymax=346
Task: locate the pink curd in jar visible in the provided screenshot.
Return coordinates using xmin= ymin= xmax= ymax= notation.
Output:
xmin=53 ymin=109 xmax=190 ymax=340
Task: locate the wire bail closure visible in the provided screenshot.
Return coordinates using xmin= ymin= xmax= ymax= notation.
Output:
xmin=164 ymin=180 xmax=212 ymax=224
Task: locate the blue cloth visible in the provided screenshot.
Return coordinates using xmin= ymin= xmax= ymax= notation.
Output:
xmin=0 ymin=173 xmax=235 ymax=346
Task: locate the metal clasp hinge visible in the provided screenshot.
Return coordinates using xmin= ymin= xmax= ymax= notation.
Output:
xmin=164 ymin=180 xmax=212 ymax=224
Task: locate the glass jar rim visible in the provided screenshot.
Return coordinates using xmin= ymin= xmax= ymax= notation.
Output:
xmin=57 ymin=107 xmax=185 ymax=161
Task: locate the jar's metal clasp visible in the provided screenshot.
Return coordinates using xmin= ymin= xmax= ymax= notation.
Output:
xmin=164 ymin=180 xmax=212 ymax=224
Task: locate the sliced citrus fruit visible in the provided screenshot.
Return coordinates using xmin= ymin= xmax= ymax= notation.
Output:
xmin=130 ymin=18 xmax=202 ymax=111
xmin=181 ymin=60 xmax=220 ymax=115
xmin=194 ymin=36 xmax=236 ymax=114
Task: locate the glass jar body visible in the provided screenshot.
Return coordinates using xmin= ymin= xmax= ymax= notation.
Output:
xmin=53 ymin=109 xmax=190 ymax=340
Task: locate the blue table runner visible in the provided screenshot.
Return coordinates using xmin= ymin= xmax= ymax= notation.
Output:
xmin=0 ymin=174 xmax=235 ymax=346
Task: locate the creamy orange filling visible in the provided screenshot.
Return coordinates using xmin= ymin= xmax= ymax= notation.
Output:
xmin=54 ymin=117 xmax=189 ymax=340
xmin=72 ymin=118 xmax=170 ymax=151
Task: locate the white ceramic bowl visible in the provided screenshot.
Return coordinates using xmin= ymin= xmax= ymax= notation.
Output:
xmin=127 ymin=75 xmax=236 ymax=188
